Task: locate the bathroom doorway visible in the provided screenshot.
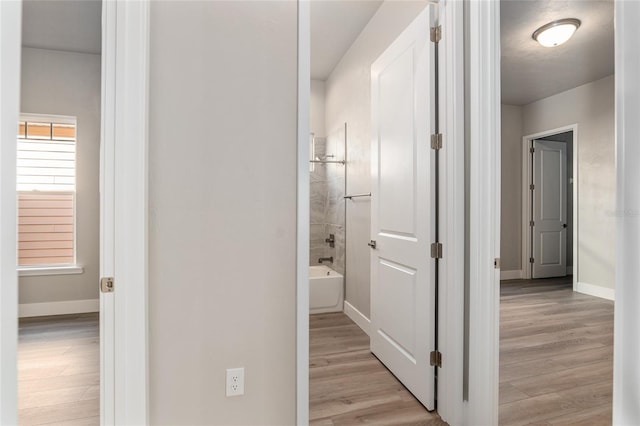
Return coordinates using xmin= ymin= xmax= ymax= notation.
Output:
xmin=307 ymin=1 xmax=442 ymax=423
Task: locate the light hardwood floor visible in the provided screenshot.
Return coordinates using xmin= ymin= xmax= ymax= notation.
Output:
xmin=310 ymin=277 xmax=613 ymax=426
xmin=17 ymin=279 xmax=612 ymax=426
xmin=500 ymin=277 xmax=614 ymax=425
xmin=309 ymin=312 xmax=445 ymax=425
xmin=18 ymin=313 xmax=99 ymax=426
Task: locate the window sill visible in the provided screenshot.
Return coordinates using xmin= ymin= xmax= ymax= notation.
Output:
xmin=18 ymin=265 xmax=84 ymax=277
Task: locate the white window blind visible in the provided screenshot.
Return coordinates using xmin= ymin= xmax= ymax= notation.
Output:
xmin=17 ymin=117 xmax=77 ymax=266
xmin=17 ymin=120 xmax=76 ymax=192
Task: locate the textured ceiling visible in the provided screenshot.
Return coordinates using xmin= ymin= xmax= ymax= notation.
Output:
xmin=311 ymin=0 xmax=383 ymax=80
xmin=501 ymin=0 xmax=614 ymax=106
xmin=22 ymin=0 xmax=102 ymax=54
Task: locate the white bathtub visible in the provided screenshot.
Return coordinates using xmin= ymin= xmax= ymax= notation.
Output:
xmin=309 ymin=265 xmax=344 ymax=314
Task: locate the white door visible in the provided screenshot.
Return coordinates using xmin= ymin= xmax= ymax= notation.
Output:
xmin=370 ymin=7 xmax=434 ymax=410
xmin=532 ymin=140 xmax=567 ymax=278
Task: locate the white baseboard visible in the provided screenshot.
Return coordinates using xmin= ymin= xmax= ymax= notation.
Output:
xmin=500 ymin=270 xmax=523 ymax=280
xmin=344 ymin=300 xmax=370 ymax=336
xmin=575 ymin=282 xmax=615 ymax=301
xmin=19 ymin=299 xmax=99 ymax=318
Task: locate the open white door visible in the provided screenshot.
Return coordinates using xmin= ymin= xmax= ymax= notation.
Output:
xmin=370 ymin=7 xmax=434 ymax=410
xmin=532 ymin=139 xmax=567 ymax=278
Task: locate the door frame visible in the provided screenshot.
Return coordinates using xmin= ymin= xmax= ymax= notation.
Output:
xmin=100 ymin=1 xmax=149 ymax=424
xmin=463 ymin=0 xmax=501 ymax=424
xmin=0 ymin=1 xmax=149 ymax=424
xmin=613 ymin=2 xmax=640 ymax=422
xmin=520 ymin=124 xmax=578 ymax=286
xmin=0 ymin=1 xmax=21 ymax=423
xmin=296 ymin=0 xmax=310 ymax=424
xmin=295 ymin=0 xmax=469 ymax=424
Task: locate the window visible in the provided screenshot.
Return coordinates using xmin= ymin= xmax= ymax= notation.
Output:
xmin=17 ymin=115 xmax=76 ymax=267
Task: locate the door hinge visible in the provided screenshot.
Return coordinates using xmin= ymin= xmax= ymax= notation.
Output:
xmin=530 ymin=184 xmax=535 ymax=190
xmin=430 ymin=242 xmax=443 ymax=259
xmin=100 ymin=277 xmax=114 ymax=293
xmin=430 ymin=26 xmax=441 ymax=43
xmin=529 ymin=257 xmax=535 ymax=264
xmin=430 ymin=133 xmax=443 ymax=150
xmin=494 ymin=258 xmax=500 ymax=269
xmin=530 ymin=220 xmax=535 ymax=227
xmin=430 ymin=350 xmax=442 ymax=367
xmin=530 ymin=147 xmax=535 ymax=153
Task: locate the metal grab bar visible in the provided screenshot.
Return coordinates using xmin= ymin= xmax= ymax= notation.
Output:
xmin=344 ymin=192 xmax=371 ymax=200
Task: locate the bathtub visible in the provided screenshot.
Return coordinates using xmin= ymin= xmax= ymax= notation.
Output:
xmin=309 ymin=265 xmax=344 ymax=314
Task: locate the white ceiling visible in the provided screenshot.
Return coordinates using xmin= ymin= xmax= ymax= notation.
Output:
xmin=501 ymin=0 xmax=614 ymax=106
xmin=22 ymin=0 xmax=102 ymax=54
xmin=311 ymin=0 xmax=383 ymax=80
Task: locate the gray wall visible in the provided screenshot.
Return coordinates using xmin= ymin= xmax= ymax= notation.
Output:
xmin=325 ymin=0 xmax=428 ymax=319
xmin=310 ymin=79 xmax=326 ymax=137
xmin=148 ymin=2 xmax=297 ymax=424
xmin=501 ymin=111 xmax=574 ymax=273
xmin=501 ymin=75 xmax=615 ymax=291
xmin=524 ymin=75 xmax=615 ymax=290
xmin=500 ymin=104 xmax=523 ymax=272
xmin=19 ymin=47 xmax=100 ymax=304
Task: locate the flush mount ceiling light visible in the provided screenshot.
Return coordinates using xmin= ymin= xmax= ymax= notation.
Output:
xmin=532 ymin=18 xmax=581 ymax=47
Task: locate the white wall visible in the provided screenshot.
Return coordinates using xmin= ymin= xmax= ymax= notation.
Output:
xmin=148 ymin=2 xmax=297 ymax=424
xmin=523 ymin=75 xmax=615 ymax=291
xmin=19 ymin=47 xmax=101 ymax=305
xmin=500 ymin=104 xmax=523 ymax=273
xmin=325 ymin=0 xmax=428 ymax=319
xmin=310 ymin=79 xmax=326 ymax=137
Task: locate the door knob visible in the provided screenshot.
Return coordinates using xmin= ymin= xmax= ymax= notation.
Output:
xmin=562 ymin=223 xmax=567 ymax=228
xmin=368 ymin=240 xmax=377 ymax=249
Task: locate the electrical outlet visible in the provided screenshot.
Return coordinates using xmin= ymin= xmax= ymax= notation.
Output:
xmin=226 ymin=368 xmax=244 ymax=397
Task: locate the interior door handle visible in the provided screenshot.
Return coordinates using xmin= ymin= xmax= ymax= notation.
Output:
xmin=562 ymin=224 xmax=567 ymax=228
xmin=368 ymin=240 xmax=377 ymax=249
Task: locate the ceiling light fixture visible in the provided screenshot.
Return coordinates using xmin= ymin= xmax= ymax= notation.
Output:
xmin=532 ymin=18 xmax=581 ymax=47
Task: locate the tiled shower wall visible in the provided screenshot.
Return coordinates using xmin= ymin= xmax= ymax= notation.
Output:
xmin=309 ymin=129 xmax=345 ymax=274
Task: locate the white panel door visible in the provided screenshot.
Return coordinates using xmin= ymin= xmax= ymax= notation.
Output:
xmin=370 ymin=7 xmax=434 ymax=410
xmin=533 ymin=140 xmax=567 ymax=278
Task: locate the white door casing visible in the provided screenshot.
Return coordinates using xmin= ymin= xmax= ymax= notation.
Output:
xmin=0 ymin=1 xmax=21 ymax=424
xmin=532 ymin=140 xmax=567 ymax=279
xmin=0 ymin=1 xmax=149 ymax=423
xmin=100 ymin=1 xmax=149 ymax=424
xmin=370 ymin=7 xmax=435 ymax=410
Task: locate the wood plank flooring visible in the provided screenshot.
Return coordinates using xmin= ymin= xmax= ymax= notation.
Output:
xmin=18 ymin=313 xmax=99 ymax=426
xmin=16 ymin=278 xmax=612 ymax=425
xmin=499 ymin=277 xmax=614 ymax=425
xmin=309 ymin=312 xmax=445 ymax=425
xmin=310 ymin=277 xmax=613 ymax=426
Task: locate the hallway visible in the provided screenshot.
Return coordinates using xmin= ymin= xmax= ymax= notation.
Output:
xmin=500 ymin=278 xmax=614 ymax=425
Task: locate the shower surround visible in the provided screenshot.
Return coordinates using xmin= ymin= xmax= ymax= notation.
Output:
xmin=309 ymin=128 xmax=345 ymax=275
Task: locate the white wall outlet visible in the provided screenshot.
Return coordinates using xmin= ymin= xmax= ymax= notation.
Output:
xmin=226 ymin=367 xmax=244 ymax=397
